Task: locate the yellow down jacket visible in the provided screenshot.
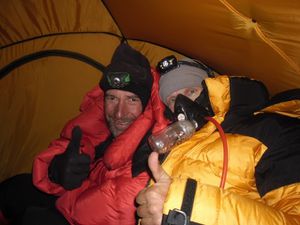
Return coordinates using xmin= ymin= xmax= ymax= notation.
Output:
xmin=160 ymin=76 xmax=300 ymax=225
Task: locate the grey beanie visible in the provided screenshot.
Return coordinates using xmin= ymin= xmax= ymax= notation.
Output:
xmin=159 ymin=57 xmax=208 ymax=104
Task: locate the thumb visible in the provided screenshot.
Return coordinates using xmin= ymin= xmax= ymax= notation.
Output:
xmin=67 ymin=126 xmax=82 ymax=154
xmin=148 ymin=151 xmax=171 ymax=183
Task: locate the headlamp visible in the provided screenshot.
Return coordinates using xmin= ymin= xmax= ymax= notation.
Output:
xmin=156 ymin=55 xmax=216 ymax=77
xmin=107 ymin=72 xmax=131 ymax=88
xmin=156 ymin=55 xmax=178 ymax=75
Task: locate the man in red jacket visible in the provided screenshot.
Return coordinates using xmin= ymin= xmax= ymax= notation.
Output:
xmin=0 ymin=42 xmax=167 ymax=225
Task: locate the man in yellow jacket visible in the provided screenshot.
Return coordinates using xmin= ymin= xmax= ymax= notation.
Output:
xmin=136 ymin=55 xmax=300 ymax=225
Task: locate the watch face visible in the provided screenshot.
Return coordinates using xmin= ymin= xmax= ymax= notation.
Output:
xmin=107 ymin=72 xmax=131 ymax=88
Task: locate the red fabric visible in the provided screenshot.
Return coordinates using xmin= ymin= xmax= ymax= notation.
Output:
xmin=33 ymin=87 xmax=110 ymax=195
xmin=33 ymin=69 xmax=168 ymax=224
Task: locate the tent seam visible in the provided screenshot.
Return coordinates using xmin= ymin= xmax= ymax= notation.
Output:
xmin=100 ymin=0 xmax=126 ymax=41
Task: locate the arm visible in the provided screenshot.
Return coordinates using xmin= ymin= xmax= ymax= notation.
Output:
xmin=136 ymin=152 xmax=300 ymax=225
xmin=163 ymin=178 xmax=300 ymax=225
xmin=33 ymin=86 xmax=109 ymax=195
xmin=32 ymin=126 xmax=94 ymax=195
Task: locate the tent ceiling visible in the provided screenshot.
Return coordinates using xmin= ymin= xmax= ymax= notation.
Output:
xmin=1 ymin=0 xmax=300 ymax=181
xmin=103 ymin=0 xmax=300 ymax=94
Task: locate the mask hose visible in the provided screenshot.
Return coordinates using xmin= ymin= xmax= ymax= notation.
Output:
xmin=204 ymin=116 xmax=228 ymax=189
xmin=173 ymin=94 xmax=228 ymax=189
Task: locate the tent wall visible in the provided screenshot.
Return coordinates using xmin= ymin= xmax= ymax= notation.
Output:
xmin=104 ymin=0 xmax=300 ymax=94
xmin=1 ymin=0 xmax=300 ymax=181
xmin=0 ymin=0 xmax=119 ymax=181
xmin=0 ymin=0 xmax=183 ymax=181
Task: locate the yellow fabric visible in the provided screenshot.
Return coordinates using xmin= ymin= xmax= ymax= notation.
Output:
xmin=165 ymin=180 xmax=300 ymax=224
xmin=205 ymin=75 xmax=230 ymax=117
xmin=103 ymin=0 xmax=300 ymax=95
xmin=0 ymin=0 xmax=121 ymax=47
xmin=0 ymin=0 xmax=122 ymax=181
xmin=0 ymin=35 xmax=120 ymax=180
xmin=256 ymin=100 xmax=300 ymax=118
xmin=159 ymin=76 xmax=300 ymax=224
xmin=0 ymin=41 xmax=185 ymax=181
xmin=1 ymin=0 xmax=300 ymax=190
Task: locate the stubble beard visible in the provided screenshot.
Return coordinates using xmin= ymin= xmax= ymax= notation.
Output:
xmin=106 ymin=116 xmax=136 ymax=137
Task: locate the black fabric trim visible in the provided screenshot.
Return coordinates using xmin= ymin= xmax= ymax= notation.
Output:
xmin=0 ymin=49 xmax=106 ymax=79
xmin=254 ymin=114 xmax=300 ymax=196
xmin=161 ymin=214 xmax=203 ymax=225
xmin=164 ymin=106 xmax=176 ymax=122
xmin=222 ymin=76 xmax=271 ymax=144
xmin=223 ymin=110 xmax=300 ymax=197
xmin=131 ymin=130 xmax=152 ymax=177
xmin=228 ymin=77 xmax=269 ymax=116
xmin=195 ymin=81 xmax=214 ymax=117
xmin=221 ymin=79 xmax=300 ymax=196
xmin=94 ymin=135 xmax=113 ymax=160
xmin=161 ymin=178 xmax=202 ymax=225
xmin=268 ymin=88 xmax=300 ymax=106
xmin=181 ymin=178 xmax=197 ymax=218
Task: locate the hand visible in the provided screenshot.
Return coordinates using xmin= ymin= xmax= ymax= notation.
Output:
xmin=49 ymin=126 xmax=91 ymax=190
xmin=136 ymin=152 xmax=171 ymax=225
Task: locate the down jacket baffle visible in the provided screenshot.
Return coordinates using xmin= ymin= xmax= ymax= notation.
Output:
xmin=33 ymin=69 xmax=168 ymax=225
xmin=160 ymin=75 xmax=300 ymax=225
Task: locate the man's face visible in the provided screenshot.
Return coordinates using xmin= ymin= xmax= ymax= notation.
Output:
xmin=166 ymin=86 xmax=202 ymax=112
xmin=105 ymin=89 xmax=143 ymax=137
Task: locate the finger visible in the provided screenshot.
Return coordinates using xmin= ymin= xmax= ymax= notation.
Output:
xmin=73 ymin=154 xmax=91 ymax=165
xmin=69 ymin=155 xmax=90 ymax=174
xmin=148 ymin=152 xmax=170 ymax=183
xmin=136 ymin=204 xmax=149 ymax=218
xmin=136 ymin=189 xmax=164 ymax=215
xmin=63 ymin=175 xmax=83 ymax=190
xmin=68 ymin=126 xmax=82 ymax=154
xmin=70 ymin=165 xmax=90 ymax=175
xmin=136 ymin=188 xmax=147 ymax=205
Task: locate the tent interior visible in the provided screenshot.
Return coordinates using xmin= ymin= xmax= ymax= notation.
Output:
xmin=1 ymin=0 xmax=300 ymax=181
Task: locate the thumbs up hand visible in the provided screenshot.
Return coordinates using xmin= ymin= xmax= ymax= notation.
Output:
xmin=48 ymin=126 xmax=91 ymax=190
xmin=136 ymin=152 xmax=171 ymax=225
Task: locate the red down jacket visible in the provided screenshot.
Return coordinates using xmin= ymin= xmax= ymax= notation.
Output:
xmin=33 ymin=69 xmax=168 ymax=225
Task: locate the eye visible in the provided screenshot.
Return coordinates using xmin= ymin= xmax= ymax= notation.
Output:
xmin=167 ymin=97 xmax=176 ymax=106
xmin=105 ymin=95 xmax=116 ymax=102
xmin=128 ymin=96 xmax=141 ymax=104
xmin=188 ymin=88 xmax=197 ymax=96
xmin=169 ymin=98 xmax=176 ymax=103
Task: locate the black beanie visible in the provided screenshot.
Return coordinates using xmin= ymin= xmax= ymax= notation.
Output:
xmin=100 ymin=42 xmax=153 ymax=109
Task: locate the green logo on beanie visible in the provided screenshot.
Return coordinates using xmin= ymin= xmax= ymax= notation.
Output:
xmin=107 ymin=72 xmax=131 ymax=88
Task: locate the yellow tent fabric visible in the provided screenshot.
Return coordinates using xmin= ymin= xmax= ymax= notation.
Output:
xmin=0 ymin=0 xmax=299 ymax=181
xmin=103 ymin=0 xmax=300 ymax=93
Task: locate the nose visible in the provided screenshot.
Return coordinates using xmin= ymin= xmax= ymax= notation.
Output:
xmin=114 ymin=99 xmax=128 ymax=119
